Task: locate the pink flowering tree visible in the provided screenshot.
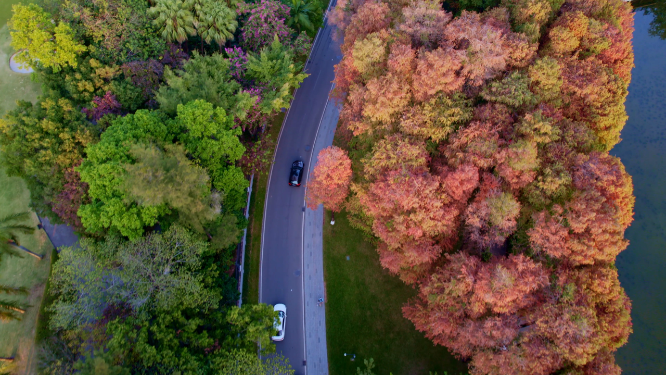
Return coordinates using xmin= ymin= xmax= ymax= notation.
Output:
xmin=235 ymin=87 xmax=272 ymax=133
xmin=225 ymin=46 xmax=248 ymax=80
xmin=238 ymin=0 xmax=293 ymax=52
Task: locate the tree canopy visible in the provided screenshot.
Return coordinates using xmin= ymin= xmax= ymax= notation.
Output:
xmin=331 ymin=0 xmax=635 ymax=372
xmin=3 ymin=0 xmax=309 ymax=373
xmin=9 ymin=3 xmax=87 ymax=72
xmin=47 ymin=225 xmax=283 ymax=373
xmin=307 ymin=146 xmax=353 ymax=212
xmin=77 ymin=100 xmax=246 ymax=239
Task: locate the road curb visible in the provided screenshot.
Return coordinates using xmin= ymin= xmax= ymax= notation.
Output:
xmin=302 ymin=96 xmax=341 ymax=375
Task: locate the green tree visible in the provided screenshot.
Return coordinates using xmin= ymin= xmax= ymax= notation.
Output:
xmin=207 ymin=213 xmax=242 ymax=251
xmin=73 ymin=350 xmax=130 ymax=375
xmin=0 ymin=285 xmax=28 ymax=322
xmin=105 ymin=306 xmax=216 ymax=373
xmin=357 ymin=358 xmax=376 ymax=375
xmin=196 ymin=0 xmax=238 ymax=52
xmin=282 ymin=0 xmax=322 ymax=36
xmin=49 ymin=226 xmax=215 ymax=329
xmin=78 ymin=101 xmax=247 ymax=238
xmin=212 ymin=349 xmax=294 ymax=374
xmin=123 ymin=143 xmax=217 ymax=233
xmin=148 ymin=0 xmax=196 ymax=44
xmin=9 ymin=3 xmax=87 ymax=72
xmin=175 ymin=100 xmax=248 ymax=210
xmin=103 ymin=302 xmax=278 ymax=373
xmin=156 ymin=53 xmax=256 ymax=119
xmin=246 ymin=36 xmax=308 ymax=113
xmin=77 ymin=110 xmax=175 ymax=239
xmin=224 ymin=303 xmax=279 ymax=352
xmin=455 ymin=0 xmax=499 ymax=12
xmin=481 ymin=71 xmax=538 ymax=109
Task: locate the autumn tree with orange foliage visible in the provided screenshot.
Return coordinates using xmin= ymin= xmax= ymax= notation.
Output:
xmin=306 ymin=146 xmax=353 ymax=212
xmin=329 ymin=0 xmax=635 ymax=373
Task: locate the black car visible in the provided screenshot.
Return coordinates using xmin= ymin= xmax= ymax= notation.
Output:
xmin=289 ymin=160 xmax=304 ymax=186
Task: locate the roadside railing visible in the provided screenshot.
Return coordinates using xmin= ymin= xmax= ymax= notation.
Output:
xmin=236 ymin=173 xmax=254 ymax=307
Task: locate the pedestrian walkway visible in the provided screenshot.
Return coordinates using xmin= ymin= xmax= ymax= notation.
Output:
xmin=303 ymin=97 xmax=341 ymax=375
xmin=38 ymin=216 xmax=78 ymax=250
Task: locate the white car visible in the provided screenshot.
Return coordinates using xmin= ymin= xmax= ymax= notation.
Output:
xmin=272 ymin=304 xmax=287 ymax=341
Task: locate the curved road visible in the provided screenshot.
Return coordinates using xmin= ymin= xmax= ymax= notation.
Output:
xmin=259 ymin=13 xmax=341 ymax=375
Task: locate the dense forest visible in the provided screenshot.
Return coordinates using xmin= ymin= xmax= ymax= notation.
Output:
xmin=0 ymin=0 xmax=325 ymax=372
xmin=308 ymin=0 xmax=636 ymax=373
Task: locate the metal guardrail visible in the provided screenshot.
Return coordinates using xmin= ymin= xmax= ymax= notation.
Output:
xmin=237 ymin=173 xmax=254 ymax=307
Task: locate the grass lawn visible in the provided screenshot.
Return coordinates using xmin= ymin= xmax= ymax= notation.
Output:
xmin=0 ymin=21 xmax=41 ymax=118
xmin=1 ymin=4 xmax=51 ymax=373
xmin=323 ymin=210 xmax=468 ymax=375
xmin=0 ymin=166 xmax=53 ymax=374
xmin=242 ymin=112 xmax=286 ymax=305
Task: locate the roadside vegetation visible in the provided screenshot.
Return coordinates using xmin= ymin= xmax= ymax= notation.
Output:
xmin=0 ymin=0 xmax=325 ymax=372
xmin=309 ymin=0 xmax=637 ymax=374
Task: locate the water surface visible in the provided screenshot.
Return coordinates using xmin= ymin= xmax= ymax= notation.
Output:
xmin=612 ymin=9 xmax=666 ymax=374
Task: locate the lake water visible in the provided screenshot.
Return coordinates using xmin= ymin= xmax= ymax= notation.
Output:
xmin=612 ymin=8 xmax=666 ymax=375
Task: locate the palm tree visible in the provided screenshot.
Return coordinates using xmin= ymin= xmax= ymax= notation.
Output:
xmin=0 ymin=285 xmax=28 ymax=322
xmin=0 ymin=212 xmax=40 ymax=261
xmin=282 ymin=0 xmax=321 ymax=35
xmin=148 ymin=0 xmax=196 ymax=45
xmin=199 ymin=1 xmax=238 ymax=53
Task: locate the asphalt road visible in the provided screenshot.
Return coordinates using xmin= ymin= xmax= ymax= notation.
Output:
xmin=259 ymin=17 xmax=341 ymax=375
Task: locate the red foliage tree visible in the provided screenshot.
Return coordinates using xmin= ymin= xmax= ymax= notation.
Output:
xmin=338 ymin=1 xmax=391 ymax=53
xmin=411 ymin=46 xmax=465 ymax=102
xmin=471 ymin=254 xmax=548 ymax=315
xmin=559 ymin=57 xmax=628 ymax=150
xmin=442 ymin=10 xmax=535 ymax=88
xmin=51 ymin=160 xmax=89 ymax=230
xmin=332 ymin=0 xmax=635 ymax=373
xmin=306 ymin=146 xmax=353 ymax=212
xmin=359 ymin=168 xmax=458 ymax=251
xmin=387 ymin=42 xmax=417 ymax=82
xmin=442 ymin=104 xmax=513 ymax=168
xmin=528 ymin=153 xmax=634 ymax=265
xmin=332 ymin=55 xmax=360 ymax=100
xmin=399 ymin=0 xmax=451 ymax=49
xmin=468 ymin=337 xmax=563 ymax=375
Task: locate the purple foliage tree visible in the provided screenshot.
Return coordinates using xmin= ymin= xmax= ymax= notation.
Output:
xmin=160 ymin=43 xmax=189 ymax=70
xmin=82 ymin=91 xmax=122 ymax=122
xmin=120 ymin=44 xmax=189 ymax=107
xmin=121 ymin=59 xmax=164 ymax=103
